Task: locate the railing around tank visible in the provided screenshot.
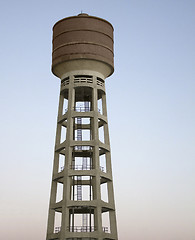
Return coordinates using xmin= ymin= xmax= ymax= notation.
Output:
xmin=61 ymin=76 xmax=104 ymax=87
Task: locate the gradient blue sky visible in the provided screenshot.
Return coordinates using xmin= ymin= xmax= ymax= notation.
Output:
xmin=0 ymin=0 xmax=195 ymax=239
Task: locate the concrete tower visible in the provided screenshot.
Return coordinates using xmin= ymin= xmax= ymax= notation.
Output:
xmin=46 ymin=13 xmax=118 ymax=240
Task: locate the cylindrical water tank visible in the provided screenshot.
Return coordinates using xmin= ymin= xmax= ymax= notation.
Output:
xmin=52 ymin=13 xmax=114 ymax=79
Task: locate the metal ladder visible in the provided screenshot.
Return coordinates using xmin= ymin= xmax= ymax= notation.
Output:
xmin=77 ymin=176 xmax=82 ymax=201
xmin=76 ymin=116 xmax=82 ymax=200
xmin=83 ymin=157 xmax=88 ymax=170
xmin=76 ymin=102 xmax=91 ymax=228
xmin=77 ymin=117 xmax=82 ymax=148
xmin=84 ymin=101 xmax=90 ymax=112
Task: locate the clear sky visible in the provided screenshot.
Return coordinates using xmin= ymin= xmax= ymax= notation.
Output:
xmin=0 ymin=0 xmax=195 ymax=239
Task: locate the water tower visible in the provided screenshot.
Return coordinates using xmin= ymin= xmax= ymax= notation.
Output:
xmin=46 ymin=13 xmax=118 ymax=240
